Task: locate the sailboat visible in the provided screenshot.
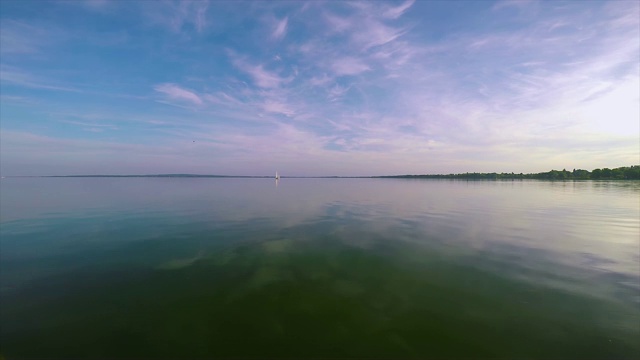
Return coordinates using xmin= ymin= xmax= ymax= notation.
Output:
xmin=275 ymin=171 xmax=280 ymax=180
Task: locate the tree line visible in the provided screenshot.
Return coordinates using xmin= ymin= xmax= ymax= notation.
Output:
xmin=382 ymin=165 xmax=640 ymax=180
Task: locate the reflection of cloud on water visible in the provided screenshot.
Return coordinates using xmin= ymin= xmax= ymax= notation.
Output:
xmin=3 ymin=216 xmax=639 ymax=358
xmin=158 ymin=250 xmax=205 ymax=270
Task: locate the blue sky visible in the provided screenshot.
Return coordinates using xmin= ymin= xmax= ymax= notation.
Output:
xmin=1 ymin=0 xmax=638 ymax=176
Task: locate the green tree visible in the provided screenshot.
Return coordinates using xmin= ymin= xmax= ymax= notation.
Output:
xmin=622 ymin=166 xmax=639 ymax=179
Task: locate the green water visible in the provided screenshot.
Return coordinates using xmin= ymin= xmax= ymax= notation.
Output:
xmin=1 ymin=178 xmax=639 ymax=358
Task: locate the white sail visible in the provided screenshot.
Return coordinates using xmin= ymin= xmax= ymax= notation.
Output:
xmin=275 ymin=171 xmax=280 ymax=180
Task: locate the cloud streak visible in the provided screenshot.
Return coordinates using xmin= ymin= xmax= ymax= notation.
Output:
xmin=142 ymin=0 xmax=210 ymax=33
xmin=331 ymin=57 xmax=370 ymax=76
xmin=0 ymin=66 xmax=81 ymax=92
xmin=272 ymin=16 xmax=288 ymax=40
xmin=382 ymin=0 xmax=415 ymax=19
xmin=230 ymin=54 xmax=290 ymax=88
xmin=154 ymin=83 xmax=203 ymax=105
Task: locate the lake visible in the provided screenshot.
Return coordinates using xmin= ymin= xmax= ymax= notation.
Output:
xmin=1 ymin=177 xmax=639 ymax=358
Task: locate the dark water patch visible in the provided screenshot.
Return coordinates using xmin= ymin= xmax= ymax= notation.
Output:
xmin=2 ymin=237 xmax=638 ymax=358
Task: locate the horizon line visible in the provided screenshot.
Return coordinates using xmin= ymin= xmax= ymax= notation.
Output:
xmin=1 ymin=165 xmax=637 ymax=179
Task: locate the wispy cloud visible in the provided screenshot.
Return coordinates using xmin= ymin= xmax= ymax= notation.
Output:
xmin=193 ymin=1 xmax=209 ymax=32
xmin=382 ymin=0 xmax=415 ymax=19
xmin=309 ymin=74 xmax=333 ymax=87
xmin=0 ymin=20 xmax=65 ymax=55
xmin=261 ymin=100 xmax=295 ymax=116
xmin=323 ymin=6 xmax=410 ymax=51
xmin=0 ymin=95 xmax=39 ymax=105
xmin=81 ymin=0 xmax=112 ymax=11
xmin=323 ymin=12 xmax=351 ymax=33
xmin=328 ymin=84 xmax=351 ymax=101
xmin=231 ymin=54 xmax=290 ymax=88
xmin=331 ymin=57 xmax=370 ymax=76
xmin=0 ymin=66 xmax=80 ymax=92
xmin=60 ymin=119 xmax=119 ymax=132
xmin=204 ymin=92 xmax=243 ymax=106
xmin=0 ymin=21 xmax=39 ymax=54
xmin=142 ymin=0 xmax=210 ymax=33
xmin=353 ymin=19 xmax=407 ymax=50
xmin=154 ymin=83 xmax=203 ymax=105
xmin=272 ymin=16 xmax=288 ymax=40
xmin=247 ymin=64 xmax=288 ymax=88
xmin=492 ymin=0 xmax=537 ymax=12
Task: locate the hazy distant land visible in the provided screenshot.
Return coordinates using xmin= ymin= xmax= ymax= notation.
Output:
xmin=24 ymin=165 xmax=638 ymax=180
xmin=380 ymin=165 xmax=640 ymax=180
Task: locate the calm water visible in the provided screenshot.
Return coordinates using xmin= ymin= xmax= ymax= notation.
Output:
xmin=1 ymin=178 xmax=639 ymax=358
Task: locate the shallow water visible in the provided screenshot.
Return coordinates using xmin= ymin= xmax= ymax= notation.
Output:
xmin=1 ymin=178 xmax=639 ymax=358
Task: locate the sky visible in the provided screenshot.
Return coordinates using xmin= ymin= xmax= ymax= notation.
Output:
xmin=0 ymin=0 xmax=638 ymax=176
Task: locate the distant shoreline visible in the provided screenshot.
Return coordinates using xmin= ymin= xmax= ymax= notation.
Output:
xmin=2 ymin=165 xmax=638 ymax=180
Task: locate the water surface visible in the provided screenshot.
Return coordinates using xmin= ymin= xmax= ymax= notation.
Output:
xmin=1 ymin=178 xmax=639 ymax=358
